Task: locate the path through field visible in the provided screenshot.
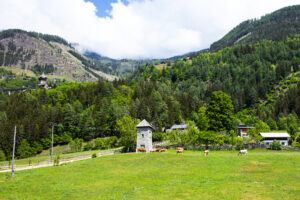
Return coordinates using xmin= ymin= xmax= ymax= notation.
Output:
xmin=0 ymin=148 xmax=121 ymax=173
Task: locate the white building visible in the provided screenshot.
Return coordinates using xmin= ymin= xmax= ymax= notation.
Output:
xmin=259 ymin=132 xmax=290 ymax=146
xmin=136 ymin=119 xmax=154 ymax=153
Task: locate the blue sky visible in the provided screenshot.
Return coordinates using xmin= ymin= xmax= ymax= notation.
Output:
xmin=87 ymin=0 xmax=128 ymax=17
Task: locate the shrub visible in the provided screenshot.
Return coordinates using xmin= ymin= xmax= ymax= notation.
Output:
xmin=269 ymin=141 xmax=282 ymax=150
xmin=94 ymin=138 xmax=105 ymax=150
xmin=54 ymin=155 xmax=60 ymax=166
xmin=17 ymin=139 xmax=36 ymax=158
xmin=92 ymin=153 xmax=97 ymax=158
xmin=84 ymin=141 xmax=94 ymax=151
xmin=32 ymin=142 xmax=43 ymax=154
xmin=69 ymin=138 xmax=83 ymax=152
xmin=0 ymin=149 xmax=6 ymax=161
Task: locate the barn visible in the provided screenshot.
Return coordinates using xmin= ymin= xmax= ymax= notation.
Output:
xmin=259 ymin=132 xmax=290 ymax=146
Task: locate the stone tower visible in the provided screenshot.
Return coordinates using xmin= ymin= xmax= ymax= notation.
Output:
xmin=136 ymin=119 xmax=154 ymax=153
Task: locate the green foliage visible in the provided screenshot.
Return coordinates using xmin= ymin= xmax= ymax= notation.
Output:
xmin=0 ymin=149 xmax=6 ymax=161
xmin=17 ymin=139 xmax=36 ymax=159
xmin=206 ymin=91 xmax=234 ymax=132
xmin=117 ymin=116 xmax=140 ymax=152
xmin=69 ymin=138 xmax=83 ymax=152
xmin=84 ymin=141 xmax=94 ymax=151
xmin=92 ymin=153 xmax=97 ymax=158
xmin=255 ymin=120 xmax=271 ymax=133
xmin=266 ymin=118 xmax=278 ymax=130
xmin=269 ymin=141 xmax=282 ymax=150
xmin=54 ymin=155 xmax=60 ymax=166
xmin=211 ymin=5 xmax=300 ymax=50
xmin=235 ymin=137 xmax=244 ymax=150
xmin=32 ymin=142 xmax=43 ymax=154
xmin=152 ymin=132 xmax=166 ymax=142
xmin=196 ymin=106 xmax=209 ymax=131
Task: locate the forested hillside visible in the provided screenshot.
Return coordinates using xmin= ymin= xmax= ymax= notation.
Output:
xmin=0 ymin=37 xmax=299 ymax=159
xmin=210 ymin=5 xmax=300 ymax=51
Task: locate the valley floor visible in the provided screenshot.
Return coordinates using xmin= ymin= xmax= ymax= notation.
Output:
xmin=0 ymin=150 xmax=299 ymax=200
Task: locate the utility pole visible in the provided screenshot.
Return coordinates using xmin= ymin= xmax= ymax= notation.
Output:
xmin=51 ymin=124 xmax=54 ymax=163
xmin=11 ymin=125 xmax=16 ymax=177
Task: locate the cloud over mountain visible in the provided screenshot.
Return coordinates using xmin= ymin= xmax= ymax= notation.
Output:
xmin=0 ymin=0 xmax=299 ymax=59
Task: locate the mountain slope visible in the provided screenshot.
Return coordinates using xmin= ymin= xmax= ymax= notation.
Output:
xmin=210 ymin=5 xmax=300 ymax=51
xmin=0 ymin=29 xmax=117 ymax=82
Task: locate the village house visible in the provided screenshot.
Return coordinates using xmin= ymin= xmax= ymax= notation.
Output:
xmin=38 ymin=73 xmax=50 ymax=89
xmin=259 ymin=132 xmax=290 ymax=146
xmin=237 ymin=124 xmax=254 ymax=137
xmin=136 ymin=119 xmax=155 ymax=153
xmin=169 ymin=123 xmax=188 ymax=132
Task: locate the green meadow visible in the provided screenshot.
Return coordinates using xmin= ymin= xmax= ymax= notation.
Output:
xmin=0 ymin=150 xmax=299 ymax=200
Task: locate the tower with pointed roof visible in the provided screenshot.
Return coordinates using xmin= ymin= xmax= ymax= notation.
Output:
xmin=136 ymin=119 xmax=154 ymax=153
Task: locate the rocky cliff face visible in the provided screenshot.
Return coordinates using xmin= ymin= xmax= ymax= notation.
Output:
xmin=0 ymin=30 xmax=116 ymax=82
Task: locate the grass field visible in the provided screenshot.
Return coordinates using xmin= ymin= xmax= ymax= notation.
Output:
xmin=0 ymin=150 xmax=299 ymax=200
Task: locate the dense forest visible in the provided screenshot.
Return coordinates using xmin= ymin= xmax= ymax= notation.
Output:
xmin=0 ymin=36 xmax=299 ymax=160
xmin=211 ymin=5 xmax=300 ymax=51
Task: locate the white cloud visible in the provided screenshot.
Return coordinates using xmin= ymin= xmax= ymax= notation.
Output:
xmin=0 ymin=0 xmax=299 ymax=59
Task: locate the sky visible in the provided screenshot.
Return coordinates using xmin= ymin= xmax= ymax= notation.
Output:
xmin=0 ymin=0 xmax=299 ymax=59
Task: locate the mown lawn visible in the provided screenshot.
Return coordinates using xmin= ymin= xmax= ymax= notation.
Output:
xmin=0 ymin=150 xmax=299 ymax=200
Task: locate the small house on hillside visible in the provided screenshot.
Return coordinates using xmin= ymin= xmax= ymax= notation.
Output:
xmin=38 ymin=73 xmax=50 ymax=89
xmin=136 ymin=119 xmax=154 ymax=153
xmin=170 ymin=123 xmax=188 ymax=131
xmin=237 ymin=124 xmax=254 ymax=137
xmin=259 ymin=132 xmax=290 ymax=146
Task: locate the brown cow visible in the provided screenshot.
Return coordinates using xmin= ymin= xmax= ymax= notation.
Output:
xmin=177 ymin=148 xmax=184 ymax=154
xmin=204 ymin=150 xmax=209 ymax=156
xmin=155 ymin=148 xmax=161 ymax=152
xmin=160 ymin=149 xmax=167 ymax=152
xmin=137 ymin=147 xmax=146 ymax=152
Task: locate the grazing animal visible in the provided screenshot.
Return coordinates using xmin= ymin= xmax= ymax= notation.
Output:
xmin=155 ymin=148 xmax=161 ymax=152
xmin=238 ymin=149 xmax=247 ymax=156
xmin=177 ymin=148 xmax=184 ymax=154
xmin=204 ymin=150 xmax=209 ymax=156
xmin=137 ymin=147 xmax=146 ymax=152
xmin=160 ymin=149 xmax=167 ymax=152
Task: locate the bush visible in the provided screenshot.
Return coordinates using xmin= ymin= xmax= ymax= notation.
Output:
xmin=32 ymin=142 xmax=43 ymax=154
xmin=92 ymin=153 xmax=97 ymax=158
xmin=269 ymin=141 xmax=282 ymax=150
xmin=17 ymin=139 xmax=36 ymax=158
xmin=94 ymin=138 xmax=105 ymax=150
xmin=69 ymin=138 xmax=83 ymax=152
xmin=0 ymin=149 xmax=6 ymax=161
xmin=54 ymin=155 xmax=60 ymax=166
xmin=84 ymin=141 xmax=94 ymax=151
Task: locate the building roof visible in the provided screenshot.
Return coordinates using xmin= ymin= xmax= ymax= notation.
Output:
xmin=237 ymin=124 xmax=254 ymax=129
xmin=171 ymin=124 xmax=188 ymax=130
xmin=136 ymin=119 xmax=154 ymax=130
xmin=39 ymin=73 xmax=47 ymax=80
xmin=260 ymin=132 xmax=290 ymax=138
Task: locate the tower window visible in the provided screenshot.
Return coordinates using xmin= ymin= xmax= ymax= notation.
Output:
xmin=142 ymin=134 xmax=144 ymax=138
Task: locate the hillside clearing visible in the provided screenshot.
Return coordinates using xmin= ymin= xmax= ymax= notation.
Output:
xmin=0 ymin=150 xmax=299 ymax=200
